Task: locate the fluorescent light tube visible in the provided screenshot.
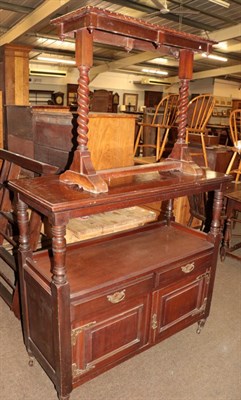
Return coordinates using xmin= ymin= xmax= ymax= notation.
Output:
xmin=141 ymin=68 xmax=168 ymax=75
xmin=209 ymin=0 xmax=230 ymax=8
xmin=37 ymin=56 xmax=76 ymax=65
xmin=202 ymin=53 xmax=228 ymax=62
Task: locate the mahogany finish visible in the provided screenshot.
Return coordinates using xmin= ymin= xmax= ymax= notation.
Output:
xmin=8 ymin=6 xmax=231 ymax=400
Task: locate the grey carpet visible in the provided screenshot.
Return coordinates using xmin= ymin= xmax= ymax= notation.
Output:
xmin=0 ymin=257 xmax=241 ymax=400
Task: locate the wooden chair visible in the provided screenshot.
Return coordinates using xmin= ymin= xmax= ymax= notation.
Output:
xmin=225 ymin=109 xmax=241 ymax=182
xmin=133 ymin=94 xmax=179 ymax=164
xmin=0 ymin=149 xmax=58 ymax=318
xmin=187 ymin=193 xmax=207 ymax=230
xmin=186 ymin=94 xmax=215 ymax=168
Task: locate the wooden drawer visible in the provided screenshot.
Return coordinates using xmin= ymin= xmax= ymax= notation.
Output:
xmin=71 ymin=274 xmax=154 ymax=322
xmin=155 ymin=252 xmax=212 ymax=288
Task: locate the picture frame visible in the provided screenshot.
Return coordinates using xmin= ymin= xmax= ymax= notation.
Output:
xmin=123 ymin=93 xmax=138 ymax=111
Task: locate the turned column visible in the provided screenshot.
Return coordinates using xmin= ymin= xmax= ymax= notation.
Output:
xmin=59 ymin=29 xmax=108 ymax=193
xmin=169 ymin=49 xmax=203 ymax=175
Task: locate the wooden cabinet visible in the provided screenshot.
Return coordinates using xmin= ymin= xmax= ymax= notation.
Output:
xmin=10 ymin=171 xmax=230 ymax=399
xmin=144 ymin=91 xmax=163 ymax=108
xmin=8 ymin=6 xmax=233 ymax=400
xmin=232 ymin=99 xmax=241 ymax=110
xmin=29 ymin=89 xmax=54 ymax=105
xmin=67 ymin=84 xmax=78 ymax=106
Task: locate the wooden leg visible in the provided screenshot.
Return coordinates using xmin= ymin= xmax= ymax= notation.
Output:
xmin=159 ymin=128 xmax=170 ymax=160
xmin=200 ymin=132 xmax=208 ymax=168
xmin=220 ymin=207 xmax=232 ymax=261
xmin=235 ymin=159 xmax=241 ymax=182
xmin=58 ymin=395 xmax=70 ymax=400
xmin=226 ymin=152 xmax=237 ymax=175
xmin=11 ymin=281 xmax=20 ymax=319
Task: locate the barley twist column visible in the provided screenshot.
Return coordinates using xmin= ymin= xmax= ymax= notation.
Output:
xmin=76 ymin=65 xmax=90 ymax=151
xmin=177 ymin=79 xmax=189 ymax=145
xmin=59 ymin=29 xmax=108 ymax=192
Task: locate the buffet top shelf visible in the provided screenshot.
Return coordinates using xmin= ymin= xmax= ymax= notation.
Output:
xmin=9 ymin=162 xmax=231 ymax=220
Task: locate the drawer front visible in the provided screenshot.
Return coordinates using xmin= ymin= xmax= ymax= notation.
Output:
xmin=155 ymin=253 xmax=212 ymax=289
xmin=71 ymin=274 xmax=153 ymax=322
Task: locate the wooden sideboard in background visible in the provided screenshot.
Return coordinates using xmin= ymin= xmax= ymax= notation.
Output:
xmin=6 ymin=106 xmax=136 ymax=171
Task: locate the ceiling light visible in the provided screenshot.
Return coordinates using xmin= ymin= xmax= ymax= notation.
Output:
xmin=37 ymin=56 xmax=76 ymax=65
xmin=214 ymin=41 xmax=228 ymax=50
xmin=202 ymin=53 xmax=228 ymax=62
xmin=37 ymin=37 xmax=75 ymax=51
xmin=148 ymin=58 xmax=168 ymax=65
xmin=208 ymin=0 xmax=230 ymax=8
xmin=142 ymin=68 xmax=168 ymax=75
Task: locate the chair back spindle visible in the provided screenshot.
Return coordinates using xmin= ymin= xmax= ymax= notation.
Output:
xmin=134 ymin=94 xmax=179 ymax=164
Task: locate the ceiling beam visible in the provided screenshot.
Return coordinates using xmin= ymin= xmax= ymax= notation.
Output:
xmin=0 ymin=1 xmax=32 ymax=13
xmin=224 ymin=42 xmax=241 ymax=53
xmin=207 ymin=23 xmax=241 ymax=42
xmin=166 ymin=64 xmax=241 ymax=83
xmin=89 ymin=51 xmax=159 ymax=81
xmin=0 ymin=0 xmax=72 ymax=47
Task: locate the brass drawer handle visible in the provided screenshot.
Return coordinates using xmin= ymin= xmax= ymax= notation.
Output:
xmin=181 ymin=262 xmax=195 ymax=273
xmin=107 ymin=289 xmax=126 ymax=304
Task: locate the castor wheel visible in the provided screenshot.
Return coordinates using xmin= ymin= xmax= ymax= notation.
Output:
xmin=196 ymin=319 xmax=206 ymax=334
xmin=28 ymin=357 xmax=34 ymax=367
xmin=220 ymin=246 xmax=226 ymax=262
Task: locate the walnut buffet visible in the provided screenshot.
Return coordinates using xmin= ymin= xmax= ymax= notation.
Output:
xmin=9 ymin=6 xmax=231 ymax=400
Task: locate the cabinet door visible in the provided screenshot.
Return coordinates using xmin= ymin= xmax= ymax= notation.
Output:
xmin=151 ymin=269 xmax=210 ymax=342
xmin=71 ymin=294 xmax=151 ymax=382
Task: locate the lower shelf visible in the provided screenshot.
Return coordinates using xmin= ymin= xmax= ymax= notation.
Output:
xmin=31 ymin=221 xmax=213 ymax=297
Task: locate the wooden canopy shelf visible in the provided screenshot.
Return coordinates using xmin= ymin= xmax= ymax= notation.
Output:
xmin=50 ymin=5 xmax=217 ymax=193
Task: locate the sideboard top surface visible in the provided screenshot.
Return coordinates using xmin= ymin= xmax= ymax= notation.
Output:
xmin=9 ymin=165 xmax=231 ymax=218
xmin=32 ymin=222 xmax=213 ymax=296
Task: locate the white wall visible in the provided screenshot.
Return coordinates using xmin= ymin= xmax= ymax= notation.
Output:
xmin=29 ymin=63 xmax=241 ymax=108
xmin=29 ymin=64 xmax=170 ymax=109
xmin=213 ymin=78 xmax=241 ymax=100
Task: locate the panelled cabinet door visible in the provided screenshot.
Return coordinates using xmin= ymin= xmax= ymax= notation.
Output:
xmin=150 ymin=269 xmax=211 ymax=342
xmin=71 ymin=295 xmax=151 ymax=383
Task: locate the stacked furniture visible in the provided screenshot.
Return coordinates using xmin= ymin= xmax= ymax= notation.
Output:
xmin=0 ymin=149 xmax=58 ymax=318
xmin=9 ymin=7 xmax=231 ymax=400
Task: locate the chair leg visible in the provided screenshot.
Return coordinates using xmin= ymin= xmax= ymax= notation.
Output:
xmin=156 ymin=127 xmax=161 ymax=161
xmin=159 ymin=128 xmax=170 ymax=160
xmin=235 ymin=159 xmax=241 ymax=182
xmin=133 ymin=126 xmax=143 ymax=156
xmin=226 ymin=152 xmax=237 ymax=175
xmin=200 ymin=132 xmax=208 ymax=168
